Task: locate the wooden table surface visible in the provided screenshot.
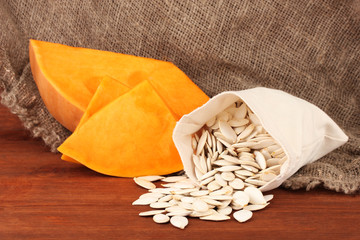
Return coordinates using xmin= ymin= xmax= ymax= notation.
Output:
xmin=0 ymin=103 xmax=359 ymax=240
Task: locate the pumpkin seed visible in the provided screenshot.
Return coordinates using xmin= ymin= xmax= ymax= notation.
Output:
xmin=190 ymin=209 xmax=217 ymax=217
xmin=150 ymin=202 xmax=172 ymax=209
xmin=206 ymin=116 xmax=216 ymax=127
xmin=235 ymin=169 xmax=254 ymax=177
xmin=221 ymin=172 xmax=236 ymax=181
xmin=201 ymin=197 xmax=223 ymax=206
xmin=244 ymin=203 xmax=269 ymax=211
xmin=218 ymin=199 xmax=232 ymax=209
xmin=139 ymin=192 xmax=164 ymax=199
xmin=237 ymin=124 xmax=255 ymax=141
xmin=139 ymin=210 xmax=166 ymax=216
xmin=229 ymin=178 xmax=245 ymax=190
xmin=216 ymin=140 xmax=223 ymax=153
xmin=170 ymin=216 xmax=188 ymax=229
xmin=266 ymin=158 xmax=280 ymax=167
xmin=217 ymin=206 xmax=232 ymax=216
xmin=192 ymin=199 xmax=209 ymax=212
xmin=200 ymin=213 xmax=230 ymax=221
xmin=209 ymin=188 xmax=229 ymax=196
xmin=234 ymin=126 xmax=246 ymax=135
xmin=244 ymin=187 xmax=266 ymax=205
xmin=234 ymin=103 xmax=247 ymax=119
xmin=190 ymin=190 xmax=210 ymax=197
xmin=260 ymin=172 xmax=277 ymax=182
xmin=233 ymin=210 xmax=253 ymax=223
xmin=157 ymin=195 xmax=173 ymax=202
xmin=216 ymin=165 xmax=242 ymax=172
xmin=196 ymin=130 xmax=208 ymax=155
xmin=264 ymin=194 xmax=274 ymax=202
xmin=260 ymin=148 xmax=271 ymax=160
xmin=228 ymin=119 xmax=249 ymax=127
xmin=214 ymin=173 xmax=227 ymax=187
xmin=208 ymin=195 xmax=233 ymax=201
xmin=200 ymin=176 xmax=215 ymax=186
xmin=221 ymin=154 xmax=241 ymax=164
xmin=134 ymin=177 xmax=156 ymax=190
xmin=162 ymin=176 xmax=187 ymax=183
xmin=245 ymin=178 xmax=267 ymax=186
xmin=132 ymin=197 xmax=159 ymax=205
xmin=254 ymin=151 xmax=267 ymax=170
xmin=219 ymin=120 xmax=237 ymax=143
xmin=153 ymin=214 xmax=170 ymax=223
xmin=192 ymin=136 xmax=198 ymax=151
xmin=242 ymin=165 xmax=259 ymax=173
xmin=137 ymin=175 xmax=164 ymax=182
xmin=207 ymin=180 xmax=222 ymax=191
xmin=181 ymin=196 xmax=195 ymax=204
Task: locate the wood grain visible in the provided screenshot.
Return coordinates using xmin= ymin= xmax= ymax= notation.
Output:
xmin=0 ymin=103 xmax=359 ymax=240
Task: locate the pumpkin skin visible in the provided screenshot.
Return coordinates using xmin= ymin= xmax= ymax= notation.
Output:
xmin=61 ymin=76 xmax=131 ymax=164
xmin=29 ymin=39 xmax=209 ymax=132
xmin=58 ymin=80 xmax=183 ymax=177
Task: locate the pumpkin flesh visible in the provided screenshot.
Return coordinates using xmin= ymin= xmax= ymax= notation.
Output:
xmin=58 ymin=80 xmax=183 ymax=177
xmin=29 ymin=39 xmax=209 ymax=131
xmin=61 ymin=76 xmax=131 ymax=163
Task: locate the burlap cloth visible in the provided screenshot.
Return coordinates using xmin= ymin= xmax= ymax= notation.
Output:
xmin=0 ymin=0 xmax=359 ymax=194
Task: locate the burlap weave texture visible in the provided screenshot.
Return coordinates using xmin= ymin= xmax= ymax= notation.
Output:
xmin=0 ymin=0 xmax=359 ymax=193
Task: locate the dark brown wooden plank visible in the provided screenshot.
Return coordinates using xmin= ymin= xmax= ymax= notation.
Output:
xmin=0 ymin=103 xmax=359 ymax=240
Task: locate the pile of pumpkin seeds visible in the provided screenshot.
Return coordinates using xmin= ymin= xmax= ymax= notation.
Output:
xmin=132 ymin=100 xmax=287 ymax=229
xmin=192 ymin=100 xmax=287 ymax=188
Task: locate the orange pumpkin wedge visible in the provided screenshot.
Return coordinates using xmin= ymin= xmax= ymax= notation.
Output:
xmin=29 ymin=39 xmax=209 ymax=131
xmin=61 ymin=75 xmax=131 ymax=164
xmin=57 ymin=80 xmax=183 ymax=177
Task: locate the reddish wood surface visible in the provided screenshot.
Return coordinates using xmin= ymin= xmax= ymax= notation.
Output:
xmin=0 ymin=103 xmax=359 ymax=240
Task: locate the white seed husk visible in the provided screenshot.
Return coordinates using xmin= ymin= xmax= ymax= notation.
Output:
xmin=200 ymin=213 xmax=230 ymax=221
xmin=158 ymin=195 xmax=173 ymax=202
xmin=244 ymin=187 xmax=266 ymax=205
xmin=139 ymin=192 xmax=164 ymax=199
xmin=162 ymin=176 xmax=187 ymax=183
xmin=221 ymin=171 xmax=236 ymax=181
xmin=237 ymin=124 xmax=255 ymax=140
xmin=217 ymin=206 xmax=232 ymax=216
xmin=139 ymin=210 xmax=166 ymax=216
xmin=216 ymin=166 xmax=242 ymax=172
xmin=244 ymin=203 xmax=269 ymax=211
xmin=192 ymin=199 xmax=209 ymax=212
xmin=150 ymin=202 xmax=172 ymax=209
xmin=170 ymin=216 xmax=188 ymax=229
xmin=153 ymin=214 xmax=170 ymax=223
xmin=137 ymin=175 xmax=164 ymax=182
xmin=209 ymin=195 xmax=233 ymax=201
xmin=221 ymin=154 xmax=241 ymax=164
xmin=260 ymin=172 xmax=277 ymax=182
xmin=254 ymin=150 xmax=267 ymax=170
xmin=132 ymin=197 xmax=159 ymax=205
xmin=196 ymin=130 xmax=208 ymax=156
xmin=190 ymin=209 xmax=217 ymax=217
xmin=207 ymin=181 xmax=222 ymax=191
xmin=245 ymin=178 xmax=267 ymax=186
xmin=233 ymin=209 xmax=253 ymax=223
xmin=201 ymin=197 xmax=223 ymax=206
xmin=219 ymin=120 xmax=237 ymax=143
xmin=200 ymin=176 xmax=215 ymax=186
xmin=215 ymin=173 xmax=227 ymax=187
xmin=229 ymin=178 xmax=245 ymax=190
xmin=264 ymin=194 xmax=274 ymax=202
xmin=134 ymin=177 xmax=156 ymax=190
xmin=190 ymin=190 xmax=210 ymax=197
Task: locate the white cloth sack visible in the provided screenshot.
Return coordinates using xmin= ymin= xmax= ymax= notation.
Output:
xmin=173 ymin=87 xmax=348 ymax=192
